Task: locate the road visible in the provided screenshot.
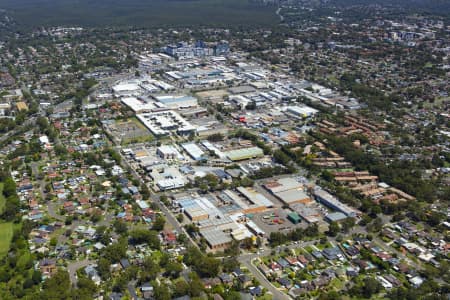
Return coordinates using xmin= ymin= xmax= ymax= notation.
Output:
xmin=276 ymin=7 xmax=284 ymax=22
xmin=113 ymin=143 xmax=199 ymax=249
xmin=0 ymin=116 xmax=37 ymax=144
xmin=238 ymin=240 xmax=320 ymax=300
xmin=67 ymin=259 xmax=94 ymax=286
xmin=241 ymin=259 xmax=291 ymax=300
xmin=127 ymin=280 xmax=139 ymax=300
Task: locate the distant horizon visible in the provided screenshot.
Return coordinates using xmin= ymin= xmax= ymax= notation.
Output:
xmin=0 ymin=0 xmax=280 ymax=28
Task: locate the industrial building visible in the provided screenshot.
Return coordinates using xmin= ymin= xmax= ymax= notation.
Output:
xmin=291 ymin=201 xmax=323 ymax=223
xmin=157 ymin=145 xmax=185 ymax=160
xmin=112 ymin=81 xmax=141 ymax=97
xmin=154 ymin=95 xmax=198 ymax=110
xmin=264 ymin=178 xmax=310 ymax=206
xmin=199 ymin=228 xmax=233 ymax=251
xmin=224 ymin=147 xmax=264 ymax=161
xmin=236 ymin=187 xmax=273 ymax=213
xmin=285 ymin=105 xmax=319 ymax=118
xmin=177 ymin=197 xmax=217 ymax=221
xmin=181 ymin=143 xmax=205 ymax=161
xmin=121 ymin=97 xmax=156 ymax=113
xmin=313 ymin=188 xmax=362 ymax=218
xmin=325 ymin=212 xmax=348 ymax=223
xmin=219 ymin=189 xmax=270 ymax=214
xmin=137 ymin=111 xmax=196 ymax=136
xmin=149 ymin=165 xmax=186 ymax=191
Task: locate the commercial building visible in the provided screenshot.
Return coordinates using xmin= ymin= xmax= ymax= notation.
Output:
xmin=163 ymin=41 xmax=229 ymax=59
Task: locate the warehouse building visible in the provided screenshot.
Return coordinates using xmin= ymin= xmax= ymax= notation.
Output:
xmin=224 ymin=147 xmax=264 ymax=161
xmin=154 ymin=95 xmax=198 ymax=110
xmin=291 ymin=202 xmax=323 ymax=223
xmin=325 ymin=212 xmax=348 ymax=223
xmin=176 ymin=196 xmax=222 ymax=222
xmin=121 ymin=97 xmax=156 ymax=113
xmin=157 ymin=145 xmax=184 ymax=160
xmin=285 ymin=105 xmax=319 ymax=118
xmin=236 ymin=187 xmax=273 ymax=213
xmin=137 ymin=111 xmax=196 ymax=136
xmin=149 ymin=165 xmax=186 ymax=191
xmin=313 ymin=188 xmax=362 ymax=218
xmin=112 ymin=81 xmax=141 ymax=97
xmin=264 ymin=177 xmax=311 ymax=206
xmin=220 ymin=189 xmax=270 ymax=214
xmin=181 ymin=143 xmax=205 ymax=161
xmin=199 ymin=228 xmax=233 ymax=252
xmin=275 ymin=189 xmax=310 ymax=206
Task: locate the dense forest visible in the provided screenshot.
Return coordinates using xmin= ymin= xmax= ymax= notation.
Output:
xmin=0 ymin=0 xmax=278 ymax=28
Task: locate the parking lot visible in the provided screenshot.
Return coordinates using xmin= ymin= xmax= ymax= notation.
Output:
xmin=251 ymin=208 xmax=308 ymax=235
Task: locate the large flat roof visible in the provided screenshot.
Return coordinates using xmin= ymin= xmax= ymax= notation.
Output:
xmin=200 ymin=228 xmax=232 ymax=247
xmin=224 ymin=147 xmax=264 ymax=161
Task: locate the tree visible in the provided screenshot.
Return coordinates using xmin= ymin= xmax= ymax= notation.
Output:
xmin=113 ymin=219 xmax=128 ymax=235
xmin=141 ymin=256 xmax=160 ymax=281
xmin=207 ymin=133 xmax=224 ymax=142
xmin=188 ymin=273 xmax=204 ymax=297
xmin=129 ymin=229 xmax=160 ymax=249
xmin=173 ymin=280 xmax=190 ymax=297
xmin=97 ymin=258 xmax=111 ymax=280
xmin=327 ymin=221 xmax=340 ymax=237
xmin=341 ymin=217 xmax=355 ymax=232
xmin=362 ymin=277 xmax=382 ymax=298
xmin=112 ymin=274 xmax=128 ymax=292
xmin=40 ymin=270 xmax=72 ymax=300
xmin=153 ymin=282 xmax=171 ymax=300
xmin=164 ymin=261 xmax=183 ymax=278
xmin=368 ymin=217 xmax=383 ymax=233
xmin=152 ymin=215 xmax=166 ymax=231
xmin=176 ymin=214 xmax=184 ymax=223
xmin=102 ymin=239 xmax=127 ymax=263
xmin=77 ymin=277 xmax=98 ymax=297
xmin=318 ymin=291 xmax=342 ymax=300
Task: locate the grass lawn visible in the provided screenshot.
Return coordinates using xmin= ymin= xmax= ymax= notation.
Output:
xmin=0 ymin=222 xmax=13 ymax=258
xmin=0 ymin=183 xmax=5 ymax=214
